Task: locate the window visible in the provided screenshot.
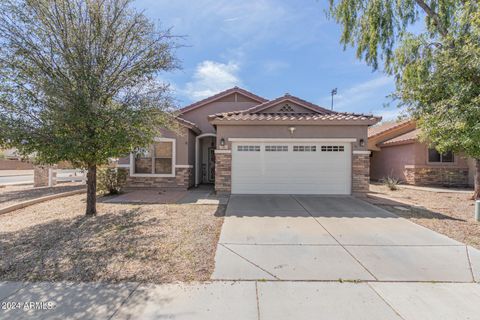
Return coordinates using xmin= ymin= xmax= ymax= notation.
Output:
xmin=133 ymin=139 xmax=174 ymax=175
xmin=293 ymin=146 xmax=316 ymax=152
xmin=321 ymin=145 xmax=344 ymax=152
xmin=428 ymin=148 xmax=454 ymax=163
xmin=237 ymin=145 xmax=260 ymax=152
xmin=265 ymin=145 xmax=288 ymax=152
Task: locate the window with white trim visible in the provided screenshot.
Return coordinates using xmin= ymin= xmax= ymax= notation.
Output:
xmin=134 ymin=141 xmax=174 ymax=174
xmin=293 ymin=146 xmax=316 ymax=152
xmin=265 ymin=145 xmax=288 ymax=152
xmin=237 ymin=145 xmax=260 ymax=152
xmin=428 ymin=148 xmax=454 ymax=163
xmin=321 ymin=145 xmax=344 ymax=152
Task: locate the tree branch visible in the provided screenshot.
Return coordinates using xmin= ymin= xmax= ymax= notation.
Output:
xmin=414 ymin=0 xmax=448 ymax=37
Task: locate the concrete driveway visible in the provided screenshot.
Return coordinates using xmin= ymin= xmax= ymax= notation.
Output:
xmin=213 ymin=195 xmax=479 ymax=282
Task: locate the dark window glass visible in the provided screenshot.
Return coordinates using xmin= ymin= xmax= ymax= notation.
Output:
xmin=441 ymin=151 xmax=454 ymax=162
xmin=428 ymin=148 xmax=441 ymax=162
xmin=428 ymin=148 xmax=454 ymax=163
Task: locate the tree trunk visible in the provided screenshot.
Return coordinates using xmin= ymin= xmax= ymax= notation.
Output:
xmin=86 ymin=164 xmax=97 ymax=216
xmin=475 ymin=159 xmax=480 ymax=200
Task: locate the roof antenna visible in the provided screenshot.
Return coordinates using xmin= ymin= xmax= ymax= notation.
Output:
xmin=331 ymin=88 xmax=337 ymax=110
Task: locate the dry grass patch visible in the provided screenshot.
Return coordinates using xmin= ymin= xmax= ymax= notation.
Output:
xmin=369 ymin=184 xmax=480 ymax=249
xmin=0 ymin=194 xmax=224 ymax=283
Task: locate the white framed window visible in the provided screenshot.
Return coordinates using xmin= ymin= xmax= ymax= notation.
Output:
xmin=237 ymin=145 xmax=260 ymax=152
xmin=265 ymin=145 xmax=288 ymax=152
xmin=130 ymin=138 xmax=176 ymax=177
xmin=293 ymin=146 xmax=316 ymax=152
xmin=321 ymin=145 xmax=344 ymax=152
xmin=428 ymin=148 xmax=454 ymax=163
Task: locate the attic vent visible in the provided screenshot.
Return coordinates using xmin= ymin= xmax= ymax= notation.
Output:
xmin=279 ymin=104 xmax=294 ymax=112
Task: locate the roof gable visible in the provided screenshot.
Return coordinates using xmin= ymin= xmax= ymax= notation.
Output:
xmin=368 ymin=120 xmax=415 ymax=138
xmin=367 ymin=120 xmax=417 ymax=150
xmin=379 ymin=129 xmax=420 ymax=146
xmin=247 ymin=94 xmax=333 ymax=115
xmin=178 ymin=87 xmax=267 ymax=115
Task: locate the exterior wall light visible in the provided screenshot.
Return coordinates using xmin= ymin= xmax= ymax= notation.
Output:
xmin=220 ymin=138 xmax=225 ymax=146
xmin=359 ymin=138 xmax=365 ymax=147
xmin=289 ymin=127 xmax=296 ymax=135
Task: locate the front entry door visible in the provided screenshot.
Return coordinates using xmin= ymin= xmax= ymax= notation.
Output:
xmin=208 ymin=147 xmax=215 ymax=183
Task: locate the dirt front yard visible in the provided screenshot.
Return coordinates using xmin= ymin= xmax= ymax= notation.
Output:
xmin=0 ymin=194 xmax=224 ymax=283
xmin=0 ymin=183 xmax=85 ymax=209
xmin=369 ymin=184 xmax=480 ymax=249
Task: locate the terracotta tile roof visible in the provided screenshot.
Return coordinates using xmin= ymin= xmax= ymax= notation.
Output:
xmin=209 ymin=111 xmax=380 ymax=122
xmin=208 ymin=93 xmax=380 ymax=124
xmin=178 ymin=87 xmax=268 ymax=114
xmin=176 ymin=116 xmax=201 ymax=134
xmin=380 ymin=129 xmax=420 ymax=145
xmin=368 ymin=120 xmax=413 ymax=138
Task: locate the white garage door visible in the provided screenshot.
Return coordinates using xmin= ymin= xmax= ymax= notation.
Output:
xmin=231 ymin=141 xmax=351 ymax=194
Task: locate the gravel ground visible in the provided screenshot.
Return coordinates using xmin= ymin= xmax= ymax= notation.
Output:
xmin=369 ymin=183 xmax=480 ymax=249
xmin=0 ymin=183 xmax=85 ymax=209
xmin=0 ymin=194 xmax=225 ymax=283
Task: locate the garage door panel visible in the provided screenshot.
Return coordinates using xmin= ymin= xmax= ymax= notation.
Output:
xmin=231 ymin=142 xmax=351 ymax=195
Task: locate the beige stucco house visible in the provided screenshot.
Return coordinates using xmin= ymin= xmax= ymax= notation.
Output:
xmin=118 ymin=87 xmax=381 ymax=195
xmin=368 ymin=120 xmax=474 ymax=187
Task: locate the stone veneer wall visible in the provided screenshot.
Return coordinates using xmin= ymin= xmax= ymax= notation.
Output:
xmin=214 ymin=151 xmax=231 ymax=194
xmin=352 ymin=153 xmax=370 ymax=195
xmin=123 ymin=167 xmax=194 ymax=189
xmin=33 ymin=165 xmax=56 ymax=187
xmin=404 ymin=166 xmax=469 ymax=187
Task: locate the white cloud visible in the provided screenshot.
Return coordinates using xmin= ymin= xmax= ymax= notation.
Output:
xmin=183 ymin=60 xmax=241 ymax=100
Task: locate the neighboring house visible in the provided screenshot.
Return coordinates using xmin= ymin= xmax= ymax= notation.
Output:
xmin=1 ymin=148 xmax=20 ymax=160
xmin=0 ymin=148 xmax=34 ymax=170
xmin=368 ymin=120 xmax=473 ymax=187
xmin=118 ymin=87 xmax=381 ymax=195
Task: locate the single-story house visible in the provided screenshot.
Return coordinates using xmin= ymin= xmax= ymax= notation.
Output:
xmin=368 ymin=120 xmax=475 ymax=187
xmin=118 ymin=87 xmax=381 ymax=195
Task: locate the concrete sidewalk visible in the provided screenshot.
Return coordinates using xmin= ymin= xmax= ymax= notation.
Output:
xmin=0 ymin=170 xmax=33 ymax=177
xmin=1 ymin=280 xmax=480 ymax=320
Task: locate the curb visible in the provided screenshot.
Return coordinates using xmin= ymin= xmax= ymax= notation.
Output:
xmin=0 ymin=189 xmax=86 ymax=215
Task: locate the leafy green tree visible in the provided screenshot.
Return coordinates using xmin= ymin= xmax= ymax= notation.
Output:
xmin=0 ymin=0 xmax=178 ymax=215
xmin=328 ymin=0 xmax=480 ymax=199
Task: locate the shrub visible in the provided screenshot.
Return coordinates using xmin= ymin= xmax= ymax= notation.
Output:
xmin=97 ymin=167 xmax=127 ymax=195
xmin=381 ymin=176 xmax=400 ymax=191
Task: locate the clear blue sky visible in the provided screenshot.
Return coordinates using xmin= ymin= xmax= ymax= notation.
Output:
xmin=135 ymin=0 xmax=399 ymax=120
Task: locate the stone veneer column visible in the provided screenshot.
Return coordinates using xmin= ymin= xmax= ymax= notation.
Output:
xmin=214 ymin=150 xmax=231 ymax=194
xmin=33 ymin=165 xmax=56 ymax=187
xmin=352 ymin=151 xmax=370 ymax=195
xmin=123 ymin=166 xmax=194 ymax=189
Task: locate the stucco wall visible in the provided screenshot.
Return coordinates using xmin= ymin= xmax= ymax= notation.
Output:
xmin=413 ymin=142 xmax=469 ymax=168
xmin=370 ymin=144 xmax=416 ymax=181
xmin=179 ymin=94 xmax=260 ymax=133
xmin=371 ymin=141 xmax=470 ymax=183
xmin=468 ymin=158 xmax=476 ymax=187
xmin=187 ymin=129 xmax=196 ymax=166
xmin=117 ymin=127 xmax=192 ymax=166
xmin=216 ymin=124 xmax=369 ymax=151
